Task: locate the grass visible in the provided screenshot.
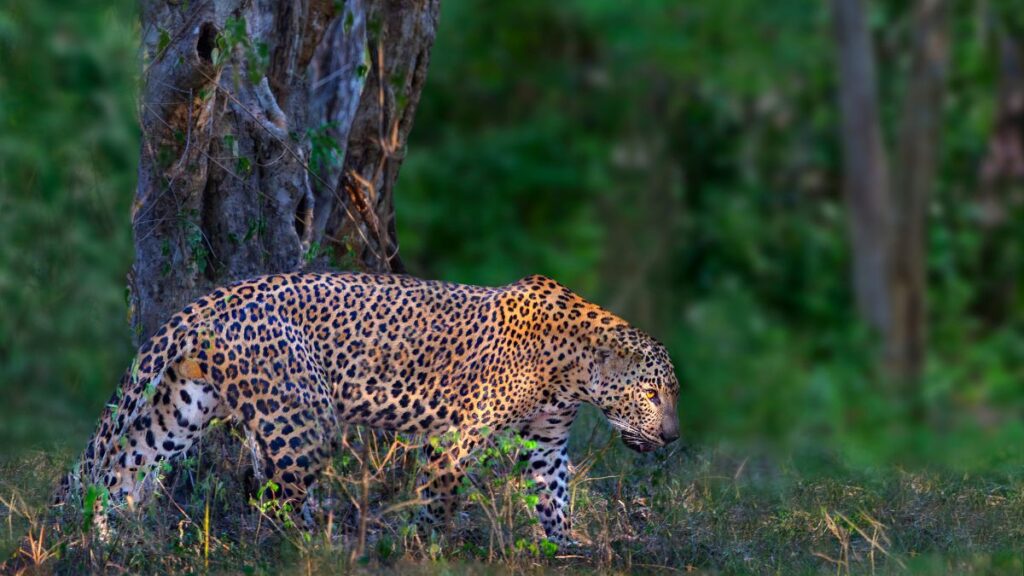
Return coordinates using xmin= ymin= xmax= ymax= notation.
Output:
xmin=1 ymin=410 xmax=1022 ymax=575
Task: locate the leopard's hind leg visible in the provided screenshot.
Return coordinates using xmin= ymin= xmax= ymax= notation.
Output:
xmin=240 ymin=380 xmax=338 ymax=524
xmin=221 ymin=323 xmax=339 ymax=521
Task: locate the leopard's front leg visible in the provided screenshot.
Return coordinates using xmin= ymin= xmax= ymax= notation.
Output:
xmin=519 ymin=406 xmax=578 ymax=546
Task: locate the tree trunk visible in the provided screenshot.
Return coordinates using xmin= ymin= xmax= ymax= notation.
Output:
xmin=974 ymin=28 xmax=1024 ymax=323
xmin=129 ymin=0 xmax=439 ymax=343
xmin=832 ymin=0 xmax=948 ymax=391
xmin=980 ymin=32 xmax=1024 ymax=189
xmin=889 ymin=0 xmax=948 ymax=388
xmin=831 ymin=0 xmax=893 ymax=335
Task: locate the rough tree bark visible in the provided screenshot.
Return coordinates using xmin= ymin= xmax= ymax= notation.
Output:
xmin=130 ymin=0 xmax=440 ymax=343
xmin=832 ymin=0 xmax=949 ymax=390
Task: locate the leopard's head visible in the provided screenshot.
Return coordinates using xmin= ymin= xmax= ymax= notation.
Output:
xmin=587 ymin=325 xmax=680 ymax=453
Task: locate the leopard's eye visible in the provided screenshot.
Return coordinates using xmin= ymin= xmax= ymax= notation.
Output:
xmin=644 ymin=389 xmax=657 ymax=400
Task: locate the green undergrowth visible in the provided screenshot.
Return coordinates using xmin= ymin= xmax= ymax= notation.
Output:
xmin=1 ymin=420 xmax=1021 ymax=575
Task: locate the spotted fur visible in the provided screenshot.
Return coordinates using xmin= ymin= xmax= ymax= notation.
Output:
xmin=56 ymin=272 xmax=680 ymax=545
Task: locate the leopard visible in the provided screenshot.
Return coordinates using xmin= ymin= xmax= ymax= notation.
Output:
xmin=6 ymin=271 xmax=679 ymax=566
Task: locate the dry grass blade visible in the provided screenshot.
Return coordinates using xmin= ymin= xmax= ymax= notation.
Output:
xmin=816 ymin=508 xmax=851 ymax=576
xmin=839 ymin=510 xmax=906 ymax=571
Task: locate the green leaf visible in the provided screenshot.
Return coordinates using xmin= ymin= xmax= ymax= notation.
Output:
xmin=81 ymin=485 xmax=107 ymax=533
xmin=157 ymin=28 xmax=171 ymax=54
xmin=540 ymin=539 xmax=559 ymax=557
xmin=144 ymin=380 xmax=157 ymax=401
xmin=236 ymin=156 xmax=251 ymax=175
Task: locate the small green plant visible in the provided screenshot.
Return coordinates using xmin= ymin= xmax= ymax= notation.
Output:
xmin=244 ymin=215 xmax=267 ymax=243
xmin=235 ymin=155 xmax=252 ymax=175
xmin=452 ymin=430 xmax=556 ymax=562
xmin=307 ymin=123 xmax=343 ymax=173
xmin=326 ymin=234 xmax=360 ymax=270
xmin=304 ymin=241 xmax=322 ymax=264
xmin=342 ymin=10 xmax=354 ymax=34
xmin=175 ymin=209 xmax=210 ymax=274
xmin=80 ymin=484 xmax=108 ymax=533
xmin=212 ymin=17 xmax=269 ymax=84
xmin=156 ymin=28 xmax=171 ymax=55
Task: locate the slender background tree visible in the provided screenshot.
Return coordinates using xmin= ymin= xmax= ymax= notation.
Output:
xmin=833 ymin=0 xmax=949 ymax=401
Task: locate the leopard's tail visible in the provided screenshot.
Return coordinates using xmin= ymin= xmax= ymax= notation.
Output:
xmin=68 ymin=313 xmax=199 ymax=503
xmin=2 ymin=314 xmax=198 ymax=574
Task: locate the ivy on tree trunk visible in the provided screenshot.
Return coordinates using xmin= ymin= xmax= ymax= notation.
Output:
xmin=129 ymin=0 xmax=440 ymax=343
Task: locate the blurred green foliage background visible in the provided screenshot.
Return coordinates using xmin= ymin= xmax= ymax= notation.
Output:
xmin=1 ymin=0 xmax=1023 ymax=473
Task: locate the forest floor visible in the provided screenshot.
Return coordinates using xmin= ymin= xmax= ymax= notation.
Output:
xmin=1 ymin=419 xmax=1022 ymax=575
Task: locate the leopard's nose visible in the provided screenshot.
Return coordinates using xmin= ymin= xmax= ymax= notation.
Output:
xmin=660 ymin=402 xmax=680 ymax=444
